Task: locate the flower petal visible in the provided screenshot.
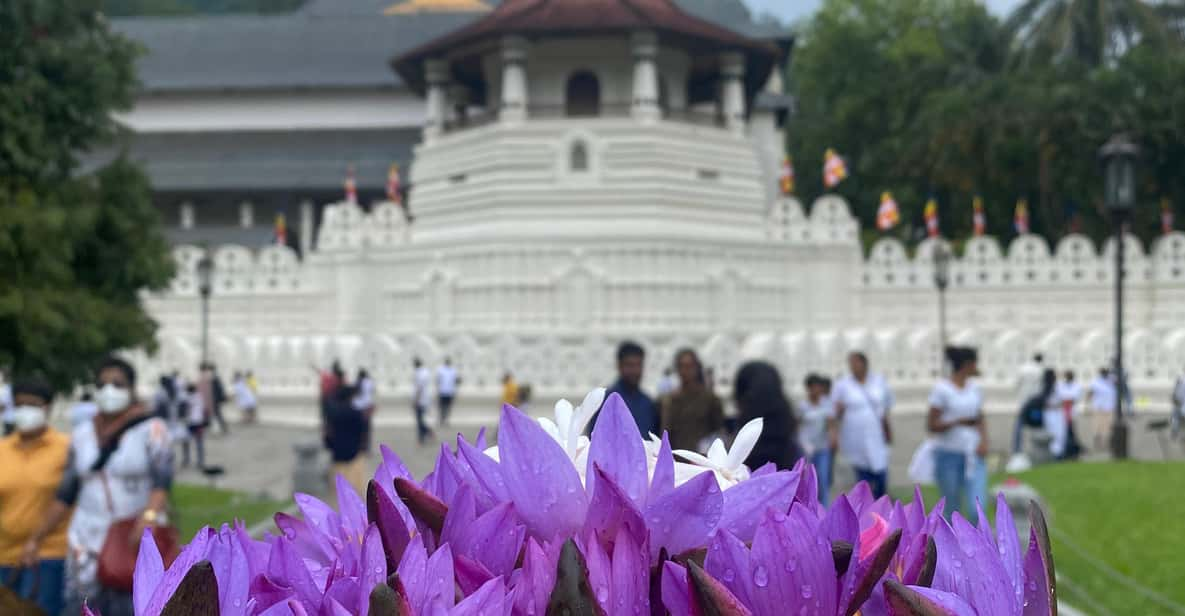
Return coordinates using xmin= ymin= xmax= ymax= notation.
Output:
xmin=688 ymin=561 xmax=753 ymax=616
xmin=366 ymin=480 xmax=413 ymax=572
xmin=649 ymin=432 xmax=676 ymax=503
xmin=585 ymin=465 xmax=646 ymax=549
xmin=459 ymin=502 xmax=526 ymax=577
xmin=610 ymin=526 xmax=651 ymax=615
xmin=453 ymin=577 xmax=506 ymax=616
xmin=717 ymin=471 xmax=800 ymax=542
xmin=134 ymin=527 xmax=165 ymax=614
xmin=994 ymin=493 xmax=1023 ymax=607
xmin=661 ymin=561 xmax=695 ymax=616
xmin=726 ymin=418 xmax=764 ymax=470
xmin=822 ymin=495 xmax=861 ymax=544
xmin=394 ymin=477 xmax=448 ymax=535
xmin=572 ymin=388 xmax=606 ymax=451
xmin=884 ymin=580 xmax=977 ymax=616
xmin=1022 ymin=504 xmax=1056 ymax=616
xmin=498 ymin=404 xmax=588 ymax=540
xmin=457 ymin=437 xmax=511 ymax=504
xmin=748 ymin=506 xmax=837 ymax=616
xmin=840 ymin=528 xmax=901 ymax=616
xmin=643 ymin=468 xmax=723 ymax=559
xmin=588 ymin=393 xmax=649 ymax=505
xmin=703 ymin=530 xmax=753 ymax=608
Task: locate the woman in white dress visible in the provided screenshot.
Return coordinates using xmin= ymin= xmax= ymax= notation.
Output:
xmin=833 ymin=352 xmax=894 ymax=498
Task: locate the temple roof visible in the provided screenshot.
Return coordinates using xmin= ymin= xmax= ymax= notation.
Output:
xmin=393 ymin=0 xmax=782 ymax=101
xmin=111 ymin=0 xmax=787 ymax=94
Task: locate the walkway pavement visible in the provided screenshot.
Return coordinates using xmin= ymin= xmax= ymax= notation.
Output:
xmin=185 ymin=404 xmax=1181 ymax=500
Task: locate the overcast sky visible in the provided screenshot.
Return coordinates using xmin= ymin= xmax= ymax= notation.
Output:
xmin=746 ymin=0 xmax=1026 ymax=22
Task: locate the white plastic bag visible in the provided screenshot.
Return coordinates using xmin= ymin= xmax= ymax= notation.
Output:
xmin=907 ymin=438 xmax=937 ymax=485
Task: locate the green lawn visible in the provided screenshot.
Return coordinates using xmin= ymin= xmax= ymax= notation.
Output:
xmin=172 ymin=484 xmax=290 ymax=539
xmin=899 ymin=462 xmax=1185 ymax=616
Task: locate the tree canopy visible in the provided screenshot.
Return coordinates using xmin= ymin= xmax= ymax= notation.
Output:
xmin=788 ymin=0 xmax=1185 ymax=247
xmin=1 ymin=0 xmax=174 ymax=390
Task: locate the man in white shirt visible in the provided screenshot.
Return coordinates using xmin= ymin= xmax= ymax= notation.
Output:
xmin=413 ymin=358 xmax=432 ymax=444
xmin=1087 ymin=368 xmax=1117 ymax=450
xmin=435 ymin=358 xmax=459 ymax=427
xmin=1016 ymin=353 xmax=1044 ymax=405
xmin=1056 ymin=370 xmax=1083 ymax=417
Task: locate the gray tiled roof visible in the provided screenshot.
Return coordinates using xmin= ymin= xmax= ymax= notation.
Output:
xmin=112 ymin=0 xmax=788 ymax=92
xmin=91 ymin=127 xmax=420 ymax=192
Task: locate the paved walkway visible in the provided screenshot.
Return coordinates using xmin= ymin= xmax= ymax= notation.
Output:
xmin=185 ymin=406 xmax=1182 ymax=500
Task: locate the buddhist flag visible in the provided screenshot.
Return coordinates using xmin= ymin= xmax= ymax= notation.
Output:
xmin=877 ymin=192 xmax=900 ymax=231
xmin=823 ymin=148 xmax=848 ymax=189
xmin=924 ymin=198 xmax=940 ymax=238
xmin=779 ymin=156 xmax=795 ymax=195
xmin=1163 ymin=198 xmax=1174 ymax=235
xmin=1014 ymin=199 xmax=1030 ymax=234
xmin=274 ymin=213 xmax=287 ymax=246
xmin=972 ymin=196 xmax=986 ymax=236
xmin=344 ymin=166 xmax=358 ymax=204
xmin=386 ymin=163 xmax=402 ymax=203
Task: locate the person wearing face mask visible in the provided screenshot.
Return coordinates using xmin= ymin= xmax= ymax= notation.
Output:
xmin=0 ymin=377 xmax=70 ymax=615
xmin=24 ymin=356 xmax=175 ymax=616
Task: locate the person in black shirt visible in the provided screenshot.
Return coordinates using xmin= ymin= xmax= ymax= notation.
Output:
xmin=324 ymin=384 xmax=366 ymax=499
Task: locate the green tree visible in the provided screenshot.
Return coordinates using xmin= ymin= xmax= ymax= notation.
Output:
xmin=789 ymin=0 xmax=1009 ymax=240
xmin=0 ymin=0 xmax=174 ymax=391
xmin=1004 ymin=0 xmax=1185 ymax=68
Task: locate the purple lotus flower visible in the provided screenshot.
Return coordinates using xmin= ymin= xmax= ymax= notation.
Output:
xmin=883 ymin=495 xmax=1056 ymax=616
xmin=125 ymin=390 xmax=1055 ymax=616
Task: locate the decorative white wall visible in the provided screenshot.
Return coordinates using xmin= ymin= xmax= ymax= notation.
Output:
xmin=133 ymin=193 xmax=1185 ymax=425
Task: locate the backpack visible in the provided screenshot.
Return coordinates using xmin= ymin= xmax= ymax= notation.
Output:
xmin=1021 ymin=394 xmax=1045 ymax=428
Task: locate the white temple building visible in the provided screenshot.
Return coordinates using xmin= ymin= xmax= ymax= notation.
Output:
xmin=129 ymin=0 xmax=1185 ymax=424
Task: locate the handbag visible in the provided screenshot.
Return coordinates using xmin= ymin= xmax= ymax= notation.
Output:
xmin=907 ymin=438 xmax=937 ymax=485
xmin=0 ymin=567 xmax=46 ymax=616
xmin=93 ymin=415 xmax=180 ymax=592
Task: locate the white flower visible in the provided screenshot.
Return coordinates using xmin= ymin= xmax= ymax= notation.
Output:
xmin=673 ymin=417 xmax=763 ymax=489
xmin=488 ymin=389 xmax=764 ymax=492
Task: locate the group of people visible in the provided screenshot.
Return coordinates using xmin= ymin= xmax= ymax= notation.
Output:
xmin=313 ymin=356 xmax=461 ymax=498
xmin=147 ymin=364 xmax=259 ymax=471
xmin=1014 ymin=354 xmax=1129 ymax=460
xmin=0 ymin=358 xmax=175 ymax=616
xmin=593 ymin=341 xmax=898 ymax=506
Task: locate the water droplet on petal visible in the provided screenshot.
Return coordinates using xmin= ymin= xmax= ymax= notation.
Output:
xmin=596 ymin=585 xmax=609 ymax=603
xmin=801 ymin=584 xmax=813 ymax=599
xmin=707 ymin=483 xmax=720 ymax=494
xmin=784 ymin=558 xmax=797 ymax=573
xmin=723 ymin=568 xmax=736 ymax=582
xmin=773 ymin=510 xmax=787 ymax=522
xmin=753 ymin=565 xmax=769 ymax=588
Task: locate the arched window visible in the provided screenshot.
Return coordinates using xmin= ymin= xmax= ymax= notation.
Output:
xmin=570 ymin=141 xmax=589 ymax=172
xmin=565 ymin=71 xmax=601 ymax=117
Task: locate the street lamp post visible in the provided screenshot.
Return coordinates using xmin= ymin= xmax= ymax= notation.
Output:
xmin=196 ymin=252 xmax=215 ymax=366
xmin=1099 ymin=133 xmax=1139 ymax=460
xmin=933 ymin=243 xmax=952 ymax=362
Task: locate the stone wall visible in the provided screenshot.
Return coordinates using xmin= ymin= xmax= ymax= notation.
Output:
xmin=134 ymin=195 xmax=1185 ymax=424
